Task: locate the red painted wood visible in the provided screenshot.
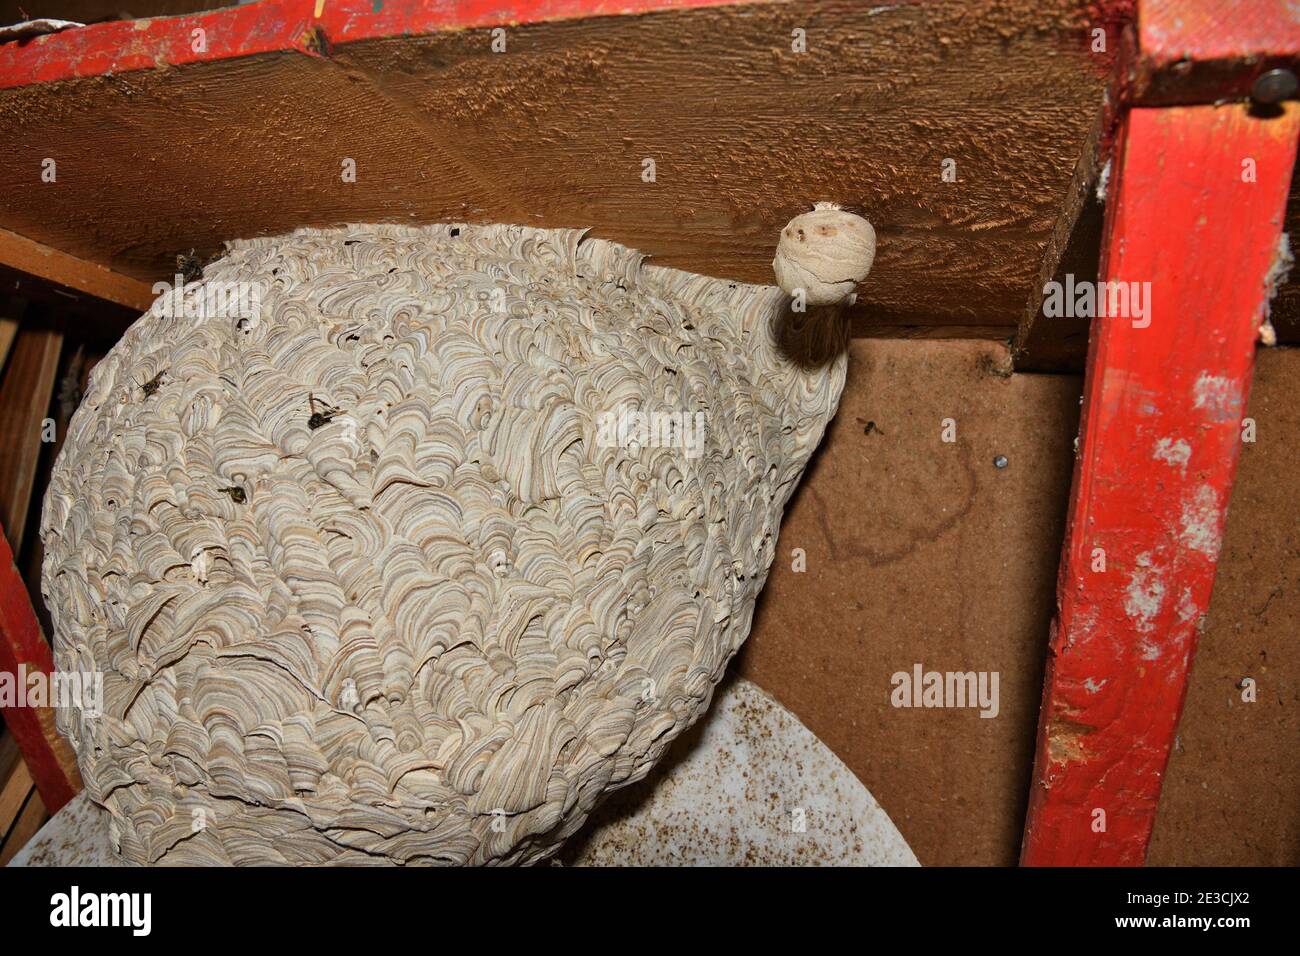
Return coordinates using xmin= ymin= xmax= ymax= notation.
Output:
xmin=1132 ymin=0 xmax=1300 ymax=105
xmin=1021 ymin=102 xmax=1300 ymax=866
xmin=0 ymin=0 xmax=761 ymax=90
xmin=1141 ymin=0 xmax=1300 ymax=64
xmin=0 ymin=524 xmax=78 ymax=814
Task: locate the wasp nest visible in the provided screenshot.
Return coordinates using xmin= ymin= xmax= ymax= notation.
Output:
xmin=773 ymin=202 xmax=877 ymax=306
xmin=41 ymin=222 xmax=847 ymax=865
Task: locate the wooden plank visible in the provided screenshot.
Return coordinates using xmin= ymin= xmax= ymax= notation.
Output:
xmin=0 ymin=320 xmax=16 ymax=372
xmin=1013 ymin=106 xmax=1111 ymax=372
xmin=1021 ymin=102 xmax=1300 ymax=866
xmin=0 ymin=0 xmax=750 ymax=88
xmin=0 ymin=785 xmax=46 ymax=867
xmin=0 ymin=316 xmax=63 ymax=552
xmin=0 ymin=526 xmax=81 ymax=814
xmin=0 ymin=735 xmax=33 ymax=838
xmin=0 ymin=0 xmax=1113 ymax=333
xmin=851 ymin=325 xmax=1014 ymax=342
xmin=0 ymin=227 xmax=155 ymax=312
xmin=0 ymin=297 xmax=19 ymax=370
xmin=0 ymin=265 xmax=142 ymax=334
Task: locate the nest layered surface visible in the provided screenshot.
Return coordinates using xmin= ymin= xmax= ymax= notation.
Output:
xmin=41 ymin=223 xmax=845 ymax=864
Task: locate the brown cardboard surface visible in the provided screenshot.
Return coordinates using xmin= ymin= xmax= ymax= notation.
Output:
xmin=1147 ymin=348 xmax=1300 ymax=866
xmin=737 ymin=338 xmax=1082 ymax=866
xmin=738 ymin=339 xmax=1300 ymax=867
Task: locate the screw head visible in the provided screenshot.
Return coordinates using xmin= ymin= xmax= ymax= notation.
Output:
xmin=1252 ymin=68 xmax=1298 ymax=105
xmin=993 ymin=455 xmax=1009 ymax=469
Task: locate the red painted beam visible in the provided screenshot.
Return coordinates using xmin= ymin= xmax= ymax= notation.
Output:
xmin=0 ymin=525 xmax=80 ymax=814
xmin=0 ymin=0 xmax=762 ymax=90
xmin=1131 ymin=0 xmax=1300 ymax=105
xmin=1021 ymin=102 xmax=1300 ymax=866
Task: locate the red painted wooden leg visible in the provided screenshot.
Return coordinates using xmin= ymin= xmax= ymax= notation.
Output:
xmin=1021 ymin=103 xmax=1300 ymax=866
xmin=0 ymin=525 xmax=80 ymax=814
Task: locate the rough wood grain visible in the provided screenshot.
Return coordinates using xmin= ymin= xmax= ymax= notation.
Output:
xmin=0 ymin=314 xmax=63 ymax=552
xmin=1013 ymin=106 xmax=1109 ymax=372
xmin=0 ymin=314 xmax=17 ymax=372
xmin=0 ymin=785 xmax=45 ymax=866
xmin=0 ymin=228 xmax=155 ymax=312
xmin=0 ymin=730 xmax=29 ymax=837
xmin=0 ymin=0 xmax=1113 ymax=333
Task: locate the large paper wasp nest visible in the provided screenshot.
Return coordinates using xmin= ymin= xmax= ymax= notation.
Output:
xmin=41 ymin=222 xmax=849 ymax=865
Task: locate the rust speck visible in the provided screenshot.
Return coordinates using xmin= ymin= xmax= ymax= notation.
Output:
xmin=1046 ymin=715 xmax=1094 ymax=770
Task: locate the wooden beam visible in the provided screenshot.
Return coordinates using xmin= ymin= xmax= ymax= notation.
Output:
xmin=0 ymin=266 xmax=141 ymax=337
xmin=0 ymin=729 xmax=29 ymax=837
xmin=0 ymin=314 xmax=63 ymax=552
xmin=1013 ymin=105 xmax=1110 ymax=372
xmin=0 ymin=0 xmax=750 ymax=89
xmin=0 ymin=785 xmax=45 ymax=866
xmin=0 ymin=303 xmax=18 ymax=371
xmin=0 ymin=526 xmax=81 ymax=815
xmin=1131 ymin=0 xmax=1300 ymax=106
xmin=0 ymin=227 xmax=155 ymax=313
xmin=1021 ymin=102 xmax=1300 ymax=866
xmin=0 ymin=0 xmax=1112 ymax=335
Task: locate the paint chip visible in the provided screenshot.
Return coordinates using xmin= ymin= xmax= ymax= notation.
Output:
xmin=1192 ymin=372 xmax=1243 ymax=423
xmin=1124 ymin=562 xmax=1166 ymax=634
xmin=1179 ymin=486 xmax=1222 ymax=558
xmin=1153 ymin=436 xmax=1191 ymax=471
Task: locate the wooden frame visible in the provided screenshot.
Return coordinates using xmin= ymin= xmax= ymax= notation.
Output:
xmin=1021 ymin=0 xmax=1300 ymax=865
xmin=0 ymin=0 xmax=743 ymax=89
xmin=0 ymin=0 xmax=1113 ymax=338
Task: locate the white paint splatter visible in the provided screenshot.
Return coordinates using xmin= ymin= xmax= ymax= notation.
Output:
xmin=1095 ymin=159 xmax=1112 ymax=204
xmin=1180 ymin=485 xmax=1222 ymax=558
xmin=1176 ymin=587 xmax=1199 ymax=624
xmin=1193 ymin=372 xmax=1243 ymax=423
xmin=1065 ymin=605 xmax=1099 ymax=649
xmin=1082 ymin=677 xmax=1108 ymax=693
xmin=1124 ymin=560 xmax=1166 ymax=634
xmin=1153 ymin=436 xmax=1191 ymax=471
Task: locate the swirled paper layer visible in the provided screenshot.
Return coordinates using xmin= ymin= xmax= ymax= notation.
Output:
xmin=41 ymin=223 xmax=845 ymax=865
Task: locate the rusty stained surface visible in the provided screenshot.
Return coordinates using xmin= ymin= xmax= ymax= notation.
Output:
xmin=0 ymin=0 xmax=1114 ymax=333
